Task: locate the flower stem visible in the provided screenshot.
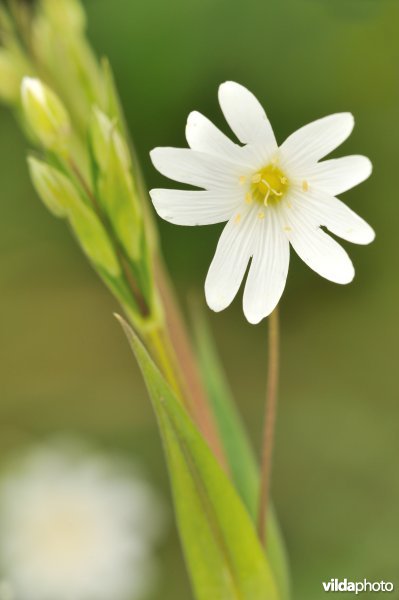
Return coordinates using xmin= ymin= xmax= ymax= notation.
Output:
xmin=145 ymin=324 xmax=184 ymax=401
xmin=258 ymin=306 xmax=280 ymax=546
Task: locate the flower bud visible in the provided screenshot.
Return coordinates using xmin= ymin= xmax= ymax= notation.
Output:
xmin=90 ymin=108 xmax=142 ymax=262
xmin=21 ymin=78 xmax=71 ymax=152
xmin=90 ymin=106 xmax=114 ymax=171
xmin=28 ymin=157 xmax=120 ymax=278
xmin=66 ymin=192 xmax=121 ymax=279
xmin=31 ymin=20 xmax=105 ymax=133
xmin=28 ymin=157 xmax=69 ymax=217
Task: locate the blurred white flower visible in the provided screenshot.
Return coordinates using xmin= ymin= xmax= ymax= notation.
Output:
xmin=0 ymin=439 xmax=166 ymax=600
xmin=150 ymin=81 xmax=374 ymax=324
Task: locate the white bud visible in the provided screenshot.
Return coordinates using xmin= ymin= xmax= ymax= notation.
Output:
xmin=21 ymin=78 xmax=71 ymax=152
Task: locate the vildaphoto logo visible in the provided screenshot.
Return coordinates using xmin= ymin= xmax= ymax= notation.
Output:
xmin=322 ymin=579 xmax=394 ymax=594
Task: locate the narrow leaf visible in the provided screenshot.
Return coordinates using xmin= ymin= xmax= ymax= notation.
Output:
xmin=118 ymin=316 xmax=279 ymax=600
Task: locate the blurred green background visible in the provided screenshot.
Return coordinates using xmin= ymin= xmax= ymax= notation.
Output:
xmin=1 ymin=0 xmax=398 ymax=597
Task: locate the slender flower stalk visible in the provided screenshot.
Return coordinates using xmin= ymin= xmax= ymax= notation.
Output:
xmin=258 ymin=308 xmax=280 ymax=546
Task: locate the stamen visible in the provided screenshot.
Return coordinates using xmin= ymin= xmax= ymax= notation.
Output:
xmin=257 ymin=210 xmax=265 ymax=220
xmin=250 ymin=163 xmax=289 ymax=207
xmin=302 ymin=180 xmax=309 ymax=192
xmin=234 ymin=213 xmax=241 ymax=224
xmin=239 ymin=175 xmax=246 ymax=185
xmin=245 ymin=192 xmax=253 ymax=204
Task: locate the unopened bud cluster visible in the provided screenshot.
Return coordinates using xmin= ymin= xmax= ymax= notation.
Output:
xmin=0 ymin=0 xmax=158 ymax=331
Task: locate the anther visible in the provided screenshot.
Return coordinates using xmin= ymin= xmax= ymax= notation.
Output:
xmin=302 ymin=180 xmax=309 ymax=192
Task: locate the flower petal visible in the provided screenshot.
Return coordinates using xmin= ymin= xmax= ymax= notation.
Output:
xmin=150 ymin=188 xmax=240 ymax=226
xmin=243 ymin=210 xmax=289 ymax=324
xmin=150 ymin=147 xmax=241 ymax=190
xmin=205 ymin=208 xmax=257 ymax=312
xmin=281 ymin=204 xmax=355 ymax=284
xmin=302 ymin=155 xmax=372 ymax=196
xmin=280 ymin=113 xmax=354 ymax=170
xmin=289 ymin=188 xmax=375 ymax=245
xmin=186 ymin=111 xmax=248 ymax=164
xmin=218 ymin=82 xmax=277 ymax=150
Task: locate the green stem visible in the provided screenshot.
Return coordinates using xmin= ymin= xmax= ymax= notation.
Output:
xmin=258 ymin=307 xmax=280 ymax=546
xmin=155 ymin=258 xmax=229 ymax=472
xmin=145 ymin=323 xmax=185 ymax=403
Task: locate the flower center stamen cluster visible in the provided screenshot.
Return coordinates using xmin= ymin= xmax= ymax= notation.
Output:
xmin=249 ymin=164 xmax=289 ymax=206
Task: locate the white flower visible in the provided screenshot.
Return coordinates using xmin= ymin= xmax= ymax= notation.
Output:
xmin=150 ymin=82 xmax=374 ymax=324
xmin=0 ymin=439 xmax=166 ymax=600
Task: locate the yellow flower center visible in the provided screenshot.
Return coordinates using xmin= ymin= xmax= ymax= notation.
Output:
xmin=250 ymin=164 xmax=289 ymax=206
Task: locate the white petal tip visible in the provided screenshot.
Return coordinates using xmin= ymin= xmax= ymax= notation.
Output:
xmin=357 ymin=227 xmax=376 ymax=245
xmin=149 ymin=147 xmax=160 ymax=166
xmin=185 ymin=111 xmax=197 ymax=133
xmin=186 ymin=110 xmax=201 ymax=125
xmin=205 ymin=281 xmax=235 ymax=313
xmin=342 ymin=112 xmax=355 ymax=126
xmin=354 ymin=155 xmax=373 ymax=181
xmin=364 ymin=156 xmax=373 ymax=176
xmin=337 ymin=112 xmax=355 ymax=138
xmin=344 ymin=223 xmax=375 ymax=246
xmin=149 ymin=189 xmax=174 ymax=223
xmin=218 ymin=80 xmax=246 ymax=99
xmin=205 ymin=291 xmax=229 ymax=313
xmin=243 ymin=300 xmax=279 ymax=325
xmin=218 ymin=80 xmax=238 ymax=90
xmin=245 ymin=312 xmax=268 ymax=325
xmin=185 ymin=111 xmax=203 ymax=145
xmin=331 ymin=268 xmax=355 ymax=285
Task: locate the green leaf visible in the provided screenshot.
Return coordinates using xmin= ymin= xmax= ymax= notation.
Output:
xmin=118 ymin=317 xmax=279 ymax=600
xmin=192 ymin=307 xmax=291 ymax=600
